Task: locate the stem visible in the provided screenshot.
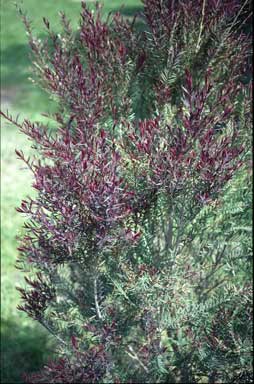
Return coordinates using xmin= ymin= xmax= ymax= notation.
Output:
xmin=0 ymin=111 xmax=23 ymax=130
xmin=196 ymin=0 xmax=206 ymax=53
xmin=94 ymin=276 xmax=103 ymax=321
xmin=208 ymin=0 xmax=250 ymax=68
xmin=208 ymin=371 xmax=217 ymax=384
xmin=39 ymin=319 xmax=67 ymax=346
xmin=173 ymin=204 xmax=185 ymax=256
xmin=126 ymin=345 xmax=149 ymax=373
xmin=164 ymin=202 xmax=173 ymax=252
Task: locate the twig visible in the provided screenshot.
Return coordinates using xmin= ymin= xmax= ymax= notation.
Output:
xmin=196 ymin=0 xmax=206 ymax=53
xmin=94 ymin=276 xmax=103 ymax=321
xmin=39 ymin=319 xmax=67 ymax=346
xmin=208 ymin=0 xmax=251 ymax=68
xmin=126 ymin=345 xmax=149 ymax=373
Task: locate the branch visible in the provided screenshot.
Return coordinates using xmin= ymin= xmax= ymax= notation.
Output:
xmin=1 ymin=110 xmax=23 ymax=130
xmin=196 ymin=0 xmax=206 ymax=53
xmin=94 ymin=276 xmax=103 ymax=321
xmin=39 ymin=319 xmax=67 ymax=346
xmin=126 ymin=345 xmax=149 ymax=373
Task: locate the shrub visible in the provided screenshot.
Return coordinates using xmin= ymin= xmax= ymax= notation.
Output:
xmin=1 ymin=0 xmax=252 ymax=382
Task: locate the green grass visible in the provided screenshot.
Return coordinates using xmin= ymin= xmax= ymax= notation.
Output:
xmin=1 ymin=1 xmax=142 ymax=382
xmin=1 ymin=116 xmax=53 ymax=383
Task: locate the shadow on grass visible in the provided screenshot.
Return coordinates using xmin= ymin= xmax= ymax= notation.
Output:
xmin=111 ymin=4 xmax=146 ymax=31
xmin=1 ymin=33 xmax=48 ymax=89
xmin=1 ymin=319 xmax=54 ymax=384
xmin=1 ymin=43 xmax=31 ymax=88
xmin=113 ymin=5 xmax=143 ymax=17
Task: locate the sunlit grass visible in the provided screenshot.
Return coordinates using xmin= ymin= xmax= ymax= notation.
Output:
xmin=0 ymin=116 xmax=50 ymax=383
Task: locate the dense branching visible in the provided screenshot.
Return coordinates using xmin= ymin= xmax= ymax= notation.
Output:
xmin=1 ymin=0 xmax=252 ymax=382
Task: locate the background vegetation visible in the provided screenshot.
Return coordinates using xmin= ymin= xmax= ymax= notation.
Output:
xmin=1 ymin=1 xmax=142 ymax=382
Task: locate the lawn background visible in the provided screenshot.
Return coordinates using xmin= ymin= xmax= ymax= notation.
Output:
xmin=1 ymin=1 xmax=142 ymax=382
